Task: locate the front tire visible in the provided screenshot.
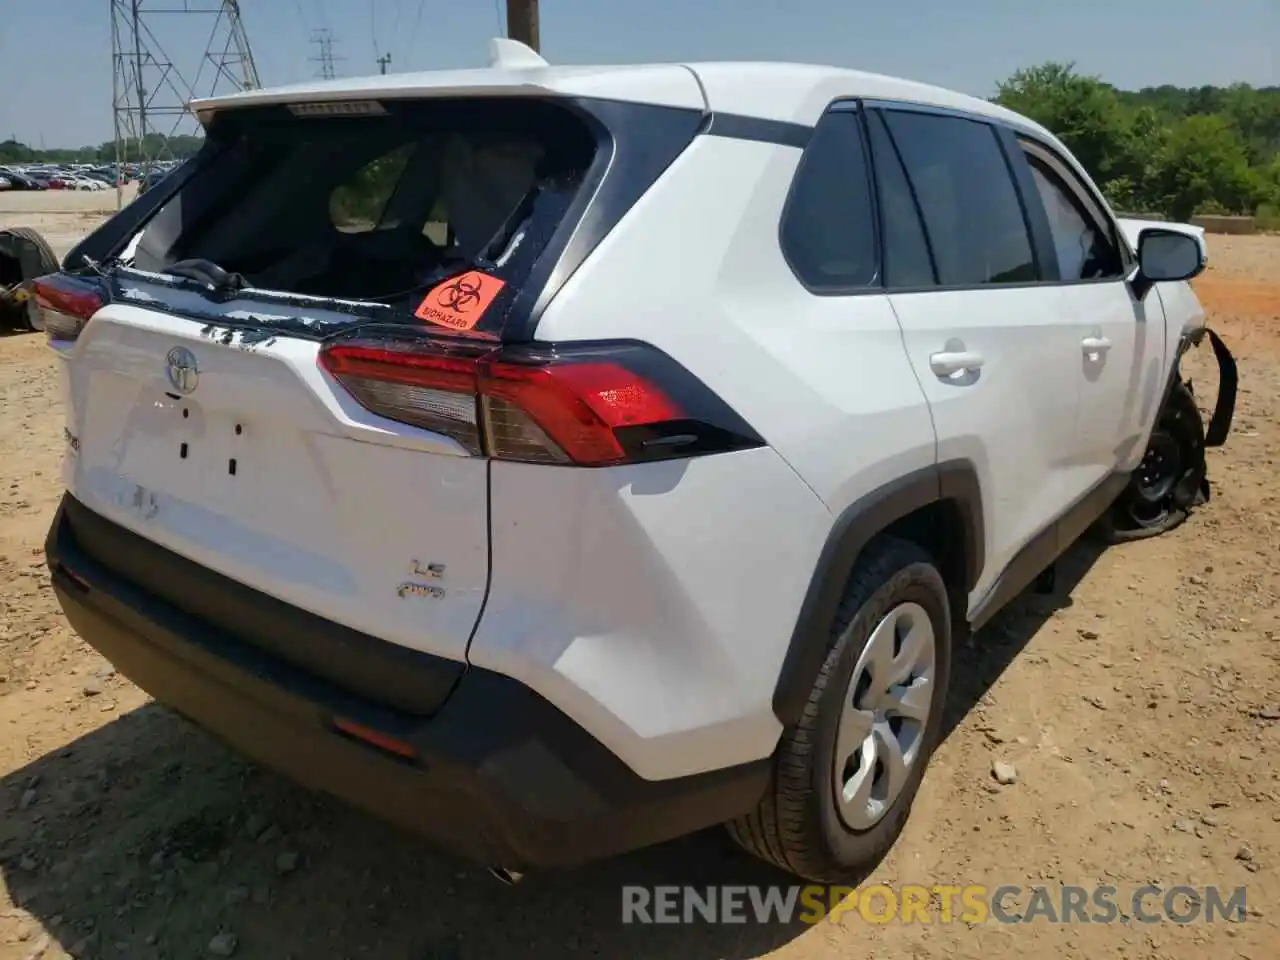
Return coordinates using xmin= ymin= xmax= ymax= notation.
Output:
xmin=728 ymin=538 xmax=952 ymax=883
xmin=1094 ymin=381 xmax=1207 ymax=543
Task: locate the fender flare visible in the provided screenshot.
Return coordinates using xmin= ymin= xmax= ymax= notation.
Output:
xmin=1202 ymin=329 xmax=1237 ymax=447
xmin=771 ymin=460 xmax=985 ymax=726
xmin=1161 ymin=326 xmax=1237 ymax=448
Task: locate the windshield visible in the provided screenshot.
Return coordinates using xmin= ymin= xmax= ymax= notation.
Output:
xmin=123 ymin=97 xmax=600 ymax=329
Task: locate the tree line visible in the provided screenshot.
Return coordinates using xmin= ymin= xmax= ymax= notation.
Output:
xmin=996 ymin=63 xmax=1278 ymax=224
xmin=0 ymin=134 xmax=204 ymax=166
xmin=3 ymin=64 xmax=1277 ymax=226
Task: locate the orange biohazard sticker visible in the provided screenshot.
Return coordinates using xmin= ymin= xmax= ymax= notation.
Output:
xmin=414 ymin=271 xmax=506 ymax=331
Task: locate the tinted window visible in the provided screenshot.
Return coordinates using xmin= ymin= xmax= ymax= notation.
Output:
xmin=866 ymin=111 xmax=936 ymax=288
xmin=1026 ymin=158 xmax=1124 ymax=281
xmin=780 ymin=109 xmax=877 ymax=290
xmin=882 ymin=110 xmax=1036 ymax=286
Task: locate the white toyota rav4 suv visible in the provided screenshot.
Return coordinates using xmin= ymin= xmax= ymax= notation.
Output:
xmin=38 ymin=41 xmax=1236 ymax=883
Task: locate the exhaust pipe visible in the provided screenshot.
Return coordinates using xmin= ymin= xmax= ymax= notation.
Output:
xmin=488 ymin=866 xmax=524 ymax=886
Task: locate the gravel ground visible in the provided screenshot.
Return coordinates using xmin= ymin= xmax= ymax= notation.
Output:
xmin=1 ymin=203 xmax=1277 ymax=959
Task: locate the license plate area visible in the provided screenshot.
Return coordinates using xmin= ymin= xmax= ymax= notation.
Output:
xmin=150 ymin=395 xmax=256 ymax=506
xmin=176 ymin=401 xmax=246 ymax=477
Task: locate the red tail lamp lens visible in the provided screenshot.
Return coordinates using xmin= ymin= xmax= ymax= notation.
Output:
xmin=319 ymin=339 xmax=763 ymax=467
xmin=34 ymin=274 xmax=104 ymax=342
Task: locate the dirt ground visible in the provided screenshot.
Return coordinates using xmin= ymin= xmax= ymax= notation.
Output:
xmin=0 ymin=199 xmax=1276 ymax=960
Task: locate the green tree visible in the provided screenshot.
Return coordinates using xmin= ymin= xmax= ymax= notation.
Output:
xmin=1150 ymin=114 xmax=1260 ymax=220
xmin=0 ymin=133 xmax=204 ymax=167
xmin=996 ymin=64 xmax=1278 ymax=220
xmin=995 ymin=62 xmax=1140 ymax=183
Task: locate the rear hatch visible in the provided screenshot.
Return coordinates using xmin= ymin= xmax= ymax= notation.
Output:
xmin=47 ymin=89 xmax=706 ymax=713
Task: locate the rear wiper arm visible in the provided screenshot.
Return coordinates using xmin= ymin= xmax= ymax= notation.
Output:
xmin=163 ymin=258 xmax=248 ymax=300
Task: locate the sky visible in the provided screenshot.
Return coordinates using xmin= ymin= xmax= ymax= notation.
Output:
xmin=1 ymin=0 xmax=1276 ymax=149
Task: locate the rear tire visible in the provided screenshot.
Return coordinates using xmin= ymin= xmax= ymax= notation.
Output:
xmin=0 ymin=227 xmax=59 ymax=331
xmin=727 ymin=537 xmax=952 ymax=883
xmin=1094 ymin=381 xmax=1207 ymax=544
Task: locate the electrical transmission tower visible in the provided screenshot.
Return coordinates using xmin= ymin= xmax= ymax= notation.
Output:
xmin=311 ymin=28 xmax=343 ymax=80
xmin=110 ymin=1 xmax=260 ymax=206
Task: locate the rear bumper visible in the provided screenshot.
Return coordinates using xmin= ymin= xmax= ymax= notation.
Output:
xmin=45 ymin=495 xmax=769 ymax=870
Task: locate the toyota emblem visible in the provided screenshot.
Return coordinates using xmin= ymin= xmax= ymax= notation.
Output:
xmin=166 ymin=346 xmax=199 ymax=394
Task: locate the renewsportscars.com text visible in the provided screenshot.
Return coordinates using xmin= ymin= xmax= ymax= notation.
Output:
xmin=621 ymin=884 xmax=1248 ymax=926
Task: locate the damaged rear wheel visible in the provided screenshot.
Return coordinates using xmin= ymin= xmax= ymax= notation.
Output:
xmin=1095 ymin=381 xmax=1207 ymax=543
xmin=0 ymin=226 xmax=60 ymax=332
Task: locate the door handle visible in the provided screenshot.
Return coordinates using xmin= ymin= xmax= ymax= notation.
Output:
xmin=1081 ymin=336 xmax=1112 ymax=353
xmin=929 ymin=350 xmax=985 ymax=377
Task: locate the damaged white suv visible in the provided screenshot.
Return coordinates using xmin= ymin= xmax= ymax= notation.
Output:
xmin=38 ymin=40 xmax=1235 ymax=882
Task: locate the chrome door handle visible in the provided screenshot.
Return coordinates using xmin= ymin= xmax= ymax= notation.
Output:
xmin=929 ymin=350 xmax=985 ymax=377
xmin=1081 ymin=336 xmax=1112 ymax=352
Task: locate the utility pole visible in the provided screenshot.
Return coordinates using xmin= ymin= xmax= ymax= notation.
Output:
xmin=376 ymin=52 xmax=391 ymax=75
xmin=505 ymin=0 xmax=540 ymax=52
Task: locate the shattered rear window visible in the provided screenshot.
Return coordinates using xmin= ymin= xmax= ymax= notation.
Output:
xmin=120 ymin=97 xmax=600 ymax=337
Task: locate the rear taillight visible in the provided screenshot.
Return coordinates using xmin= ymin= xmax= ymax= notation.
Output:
xmin=318 ymin=338 xmax=765 ymax=467
xmin=34 ymin=274 xmax=104 ymax=342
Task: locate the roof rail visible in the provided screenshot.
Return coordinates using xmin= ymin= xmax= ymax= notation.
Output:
xmin=488 ymin=37 xmax=549 ymax=70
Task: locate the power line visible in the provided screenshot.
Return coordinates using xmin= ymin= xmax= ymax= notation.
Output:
xmin=404 ymin=0 xmax=427 ymax=70
xmin=389 ymin=0 xmax=404 ymax=61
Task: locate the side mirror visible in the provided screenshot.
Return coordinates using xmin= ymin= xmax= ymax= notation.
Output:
xmin=1129 ymin=227 xmax=1205 ymax=300
xmin=1137 ymin=228 xmax=1205 ymax=283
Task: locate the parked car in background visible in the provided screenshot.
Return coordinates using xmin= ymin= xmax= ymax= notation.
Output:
xmin=136 ymin=169 xmax=171 ymax=195
xmin=0 ymin=169 xmax=50 ymax=191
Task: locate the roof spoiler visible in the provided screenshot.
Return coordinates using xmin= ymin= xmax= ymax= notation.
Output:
xmin=488 ymin=37 xmax=549 ymax=70
xmin=191 ymin=38 xmax=553 ymax=123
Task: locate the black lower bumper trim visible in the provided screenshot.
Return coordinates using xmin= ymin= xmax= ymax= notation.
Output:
xmin=46 ymin=495 xmax=769 ymax=869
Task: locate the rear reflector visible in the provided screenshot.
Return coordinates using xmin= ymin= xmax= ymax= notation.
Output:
xmin=331 ymin=717 xmax=418 ymax=760
xmin=319 ymin=338 xmax=764 ymax=467
xmin=34 ymin=274 xmax=105 ymax=342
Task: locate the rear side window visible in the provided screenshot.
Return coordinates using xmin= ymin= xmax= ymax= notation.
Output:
xmin=865 ymin=111 xmax=935 ymax=288
xmin=880 ymin=110 xmax=1037 ymax=286
xmin=780 ymin=108 xmax=878 ymax=291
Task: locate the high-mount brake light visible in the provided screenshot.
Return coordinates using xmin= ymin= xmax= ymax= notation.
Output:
xmin=34 ymin=275 xmax=104 ymax=342
xmin=318 ymin=339 xmax=765 ymax=467
xmin=288 ymin=100 xmax=388 ymax=118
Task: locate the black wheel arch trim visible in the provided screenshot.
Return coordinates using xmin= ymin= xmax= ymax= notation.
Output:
xmin=1161 ymin=325 xmax=1236 ymax=449
xmin=1202 ymin=328 xmax=1237 ymax=447
xmin=771 ymin=459 xmax=984 ymax=726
